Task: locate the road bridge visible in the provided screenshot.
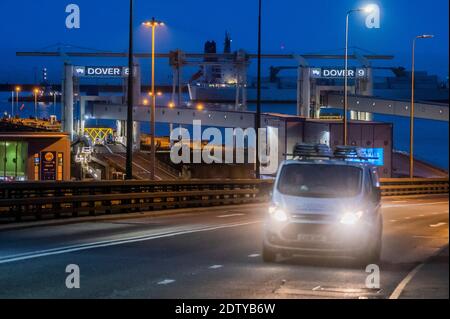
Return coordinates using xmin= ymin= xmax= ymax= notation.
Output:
xmin=327 ymin=94 xmax=449 ymax=122
xmin=0 ymin=194 xmax=447 ymax=299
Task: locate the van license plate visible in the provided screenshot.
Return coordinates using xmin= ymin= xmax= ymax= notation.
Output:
xmin=298 ymin=234 xmax=327 ymax=243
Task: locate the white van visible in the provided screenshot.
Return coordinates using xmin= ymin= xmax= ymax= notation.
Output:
xmin=263 ymin=156 xmax=383 ymax=264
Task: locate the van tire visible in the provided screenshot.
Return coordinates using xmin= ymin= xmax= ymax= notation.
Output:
xmin=362 ymin=238 xmax=382 ymax=265
xmin=262 ymin=244 xmax=277 ymax=263
xmin=358 ymin=217 xmax=383 ymax=265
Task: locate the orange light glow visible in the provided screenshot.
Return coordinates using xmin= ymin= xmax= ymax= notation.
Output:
xmin=197 ymin=103 xmax=204 ymax=111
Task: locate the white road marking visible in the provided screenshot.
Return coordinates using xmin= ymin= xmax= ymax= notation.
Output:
xmin=157 ymin=279 xmax=175 ymax=285
xmin=209 ymin=265 xmax=223 ymax=269
xmin=429 ymin=223 xmax=447 ymax=228
xmin=389 ymin=246 xmax=447 ymax=299
xmin=383 ymin=201 xmax=448 ymax=209
xmin=390 ymin=220 xmax=397 ymax=223
xmin=413 ymin=235 xmax=447 ymax=239
xmin=389 ymin=263 xmax=425 ymax=299
xmin=392 ymin=200 xmax=408 ymax=203
xmin=419 ymin=215 xmax=425 ymax=217
xmin=0 ymin=221 xmax=261 ymax=265
xmin=404 ymin=217 xmax=411 ymax=220
xmin=217 ymin=214 xmax=245 ymax=218
xmin=248 ymin=254 xmax=261 ymax=258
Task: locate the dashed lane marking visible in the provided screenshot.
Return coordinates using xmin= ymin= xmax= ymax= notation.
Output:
xmin=157 ymin=279 xmax=175 ymax=285
xmin=430 ymin=223 xmax=447 ymax=228
xmin=217 ymin=214 xmax=245 ymax=218
xmin=209 ymin=265 xmax=223 ymax=269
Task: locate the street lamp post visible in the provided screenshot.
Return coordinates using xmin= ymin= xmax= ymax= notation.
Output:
xmin=33 ymin=88 xmax=39 ymax=120
xmin=255 ymin=0 xmax=262 ymax=179
xmin=410 ymin=34 xmax=434 ymax=178
xmin=344 ymin=6 xmax=374 ymax=145
xmin=53 ymin=91 xmax=57 ymax=115
xmin=15 ymin=86 xmax=21 ymax=117
xmin=11 ymin=91 xmax=14 ymax=117
xmin=143 ymin=18 xmax=164 ymax=181
xmin=126 ymin=0 xmax=135 ymax=180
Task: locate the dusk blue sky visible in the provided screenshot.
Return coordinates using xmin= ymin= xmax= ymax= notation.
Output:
xmin=0 ymin=0 xmax=448 ymax=84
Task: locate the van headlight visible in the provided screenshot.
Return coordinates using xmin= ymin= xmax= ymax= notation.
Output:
xmin=340 ymin=211 xmax=364 ymax=225
xmin=268 ymin=205 xmax=288 ymax=222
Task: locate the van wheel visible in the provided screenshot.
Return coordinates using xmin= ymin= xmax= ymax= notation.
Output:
xmin=262 ymin=244 xmax=277 ymax=263
xmin=361 ymin=238 xmax=382 ymax=265
xmin=358 ymin=220 xmax=383 ymax=266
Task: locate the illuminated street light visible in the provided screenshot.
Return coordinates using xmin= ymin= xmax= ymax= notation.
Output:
xmin=363 ymin=4 xmax=376 ymax=13
xmin=410 ymin=34 xmax=434 ymax=178
xmin=33 ymin=88 xmax=40 ymax=119
xmin=148 ymin=91 xmax=163 ymax=97
xmin=143 ymin=17 xmax=164 ymax=181
xmin=343 ymin=4 xmax=376 ymax=145
xmin=50 ymin=91 xmax=59 ymax=115
xmin=14 ymin=86 xmax=21 ymax=116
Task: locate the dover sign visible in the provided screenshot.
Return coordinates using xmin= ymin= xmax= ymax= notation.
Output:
xmin=74 ymin=66 xmax=130 ymax=78
xmin=311 ymin=67 xmax=367 ymax=79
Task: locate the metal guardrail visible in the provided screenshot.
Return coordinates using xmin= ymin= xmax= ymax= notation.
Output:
xmin=379 ymin=178 xmax=449 ymax=197
xmin=0 ymin=178 xmax=447 ymax=223
xmin=0 ymin=180 xmax=273 ymax=222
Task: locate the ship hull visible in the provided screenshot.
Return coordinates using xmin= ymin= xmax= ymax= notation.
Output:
xmin=188 ymin=84 xmax=298 ymax=103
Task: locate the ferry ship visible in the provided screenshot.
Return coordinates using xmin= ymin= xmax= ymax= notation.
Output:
xmin=188 ymin=35 xmax=449 ymax=104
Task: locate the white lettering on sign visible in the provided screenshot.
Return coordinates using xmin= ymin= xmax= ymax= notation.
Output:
xmin=313 ymin=68 xmax=366 ymax=79
xmin=65 ymin=4 xmax=80 ymax=29
xmin=74 ymin=67 xmax=130 ymax=78
xmin=87 ymin=67 xmax=122 ymax=76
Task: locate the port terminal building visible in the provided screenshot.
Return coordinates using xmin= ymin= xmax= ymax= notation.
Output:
xmin=0 ymin=120 xmax=71 ymax=181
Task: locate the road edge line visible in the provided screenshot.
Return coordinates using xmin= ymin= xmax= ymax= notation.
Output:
xmin=389 ymin=245 xmax=449 ymax=299
xmin=0 ymin=221 xmax=261 ymax=264
xmin=0 ymin=203 xmax=267 ymax=232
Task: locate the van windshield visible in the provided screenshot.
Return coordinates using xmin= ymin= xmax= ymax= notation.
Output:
xmin=277 ymin=164 xmax=362 ymax=198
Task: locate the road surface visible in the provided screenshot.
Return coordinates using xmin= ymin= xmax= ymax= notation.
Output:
xmin=0 ymin=196 xmax=448 ymax=299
